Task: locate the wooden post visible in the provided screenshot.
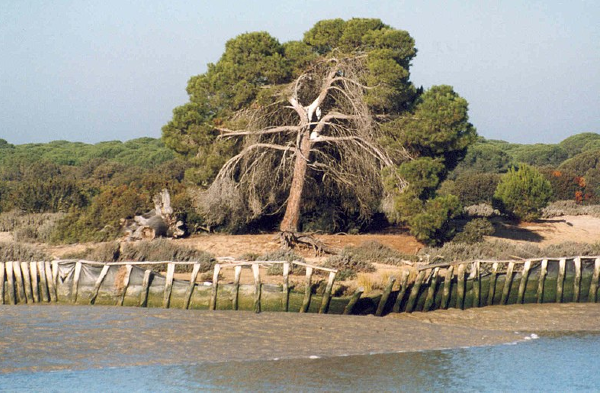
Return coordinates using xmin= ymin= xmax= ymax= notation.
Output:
xmin=252 ymin=263 xmax=261 ymax=313
xmin=51 ymin=260 xmax=59 ymax=294
xmin=20 ymin=262 xmax=34 ymax=304
xmin=13 ymin=261 xmax=26 ymax=304
xmin=232 ymin=266 xmax=242 ymax=311
xmin=0 ymin=262 xmax=5 ymax=305
xmin=440 ymin=265 xmax=454 ymax=310
xmin=37 ymin=261 xmax=49 ymax=302
xmin=456 ymin=264 xmax=466 ymax=310
xmin=209 ymin=264 xmax=221 ymax=311
xmin=517 ymin=260 xmax=532 ymax=304
xmin=392 ymin=269 xmax=410 ymax=313
xmin=89 ymin=265 xmax=110 ymax=305
xmin=46 ymin=262 xmax=57 ymax=302
xmin=319 ymin=271 xmax=337 ymax=314
xmin=117 ymin=264 xmax=133 ymax=306
xmin=537 ymin=259 xmax=548 ymax=304
xmin=71 ymin=261 xmax=82 ymax=304
xmin=29 ymin=261 xmax=39 ymax=303
xmin=405 ymin=270 xmax=426 ymax=313
xmin=487 ymin=262 xmax=499 ymax=306
xmin=588 ymin=258 xmax=600 ymax=303
xmin=573 ymin=257 xmax=582 ymax=302
xmin=424 ymin=268 xmax=440 ymax=312
xmin=375 ymin=276 xmax=396 ymax=316
xmin=6 ymin=262 xmax=16 ymax=305
xmin=343 ymin=287 xmax=364 ymax=315
xmin=139 ymin=269 xmax=152 ymax=307
xmin=556 ymin=258 xmax=566 ymax=303
xmin=163 ymin=262 xmax=175 ymax=308
xmin=282 ymin=262 xmax=290 ymax=312
xmin=299 ymin=267 xmax=313 ymax=313
xmin=500 ymin=262 xmax=515 ymax=305
xmin=471 ymin=262 xmax=480 ymax=308
xmin=183 ymin=263 xmax=201 ymax=310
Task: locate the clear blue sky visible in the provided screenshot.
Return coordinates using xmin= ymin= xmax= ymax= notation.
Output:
xmin=1 ymin=0 xmax=599 ymax=145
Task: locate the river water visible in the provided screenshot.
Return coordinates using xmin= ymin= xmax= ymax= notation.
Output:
xmin=0 ymin=305 xmax=599 ymax=392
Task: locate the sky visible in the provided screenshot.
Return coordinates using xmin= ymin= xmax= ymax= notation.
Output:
xmin=1 ymin=0 xmax=599 ymax=145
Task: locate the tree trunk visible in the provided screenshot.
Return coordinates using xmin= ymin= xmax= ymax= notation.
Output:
xmin=280 ymin=132 xmax=312 ymax=232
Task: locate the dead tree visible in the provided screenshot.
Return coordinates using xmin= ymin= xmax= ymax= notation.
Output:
xmin=122 ymin=189 xmax=185 ymax=241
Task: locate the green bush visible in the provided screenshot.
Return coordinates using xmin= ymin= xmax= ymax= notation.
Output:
xmin=493 ymin=164 xmax=553 ymax=221
xmin=453 ymin=218 xmax=494 ymax=244
xmin=407 ymin=195 xmax=462 ymax=245
xmin=452 ymin=173 xmax=501 ymax=206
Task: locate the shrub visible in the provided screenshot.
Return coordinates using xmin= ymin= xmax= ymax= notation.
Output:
xmin=0 ymin=242 xmax=48 ymax=261
xmin=493 ymin=164 xmax=553 ymax=221
xmin=453 ymin=218 xmax=494 ymax=244
xmin=339 ymin=240 xmax=418 ymax=265
xmin=407 ymin=195 xmax=462 ymax=245
xmin=322 ymin=253 xmax=376 ymax=281
xmin=452 ymin=173 xmax=501 ymax=206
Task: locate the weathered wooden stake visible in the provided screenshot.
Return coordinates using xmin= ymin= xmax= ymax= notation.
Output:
xmin=89 ymin=265 xmax=110 ymax=305
xmin=232 ymin=266 xmax=242 ymax=311
xmin=556 ymin=258 xmax=566 ymax=303
xmin=139 ymin=269 xmax=152 ymax=307
xmin=29 ymin=261 xmax=39 ymax=303
xmin=392 ymin=269 xmax=410 ymax=313
xmin=37 ymin=261 xmax=49 ymax=302
xmin=487 ymin=262 xmax=499 ymax=306
xmin=6 ymin=262 xmax=16 ymax=305
xmin=573 ymin=257 xmax=582 ymax=302
xmin=20 ymin=262 xmax=34 ymax=304
xmin=46 ymin=261 xmax=57 ymax=302
xmin=441 ymin=265 xmax=454 ymax=309
xmin=405 ymin=270 xmax=426 ymax=313
xmin=252 ymin=263 xmax=261 ymax=313
xmin=282 ymin=262 xmax=290 ymax=312
xmin=375 ymin=276 xmax=396 ymax=316
xmin=343 ymin=287 xmax=364 ymax=315
xmin=183 ymin=263 xmax=201 ymax=310
xmin=471 ymin=262 xmax=480 ymax=308
xmin=0 ymin=262 xmax=5 ymax=305
xmin=51 ymin=260 xmax=59 ymax=294
xmin=209 ymin=264 xmax=221 ymax=311
xmin=163 ymin=262 xmax=175 ymax=308
xmin=299 ymin=267 xmax=313 ymax=313
xmin=517 ymin=260 xmax=532 ymax=304
xmin=500 ymin=262 xmax=515 ymax=305
xmin=13 ymin=261 xmax=26 ymax=304
xmin=117 ymin=265 xmax=133 ymax=306
xmin=588 ymin=258 xmax=600 ymax=303
xmin=537 ymin=259 xmax=548 ymax=304
xmin=424 ymin=268 xmax=440 ymax=312
xmin=456 ymin=264 xmax=466 ymax=310
xmin=71 ymin=261 xmax=82 ymax=303
xmin=319 ymin=271 xmax=337 ymax=314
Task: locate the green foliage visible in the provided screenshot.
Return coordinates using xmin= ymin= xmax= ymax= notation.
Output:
xmin=453 ymin=218 xmax=495 ymax=244
xmin=510 ymin=143 xmax=569 ymax=167
xmin=559 ymin=132 xmax=600 ymax=158
xmin=452 ymin=142 xmax=512 ymax=175
xmin=406 ymin=195 xmax=463 ymax=245
xmin=493 ymin=164 xmax=553 ymax=221
xmin=451 ymin=173 xmax=501 ymax=206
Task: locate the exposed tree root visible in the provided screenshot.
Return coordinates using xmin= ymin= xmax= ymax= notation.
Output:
xmin=277 ymin=231 xmax=338 ymax=256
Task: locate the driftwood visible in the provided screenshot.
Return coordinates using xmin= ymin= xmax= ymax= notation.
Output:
xmin=122 ymin=189 xmax=185 ymax=241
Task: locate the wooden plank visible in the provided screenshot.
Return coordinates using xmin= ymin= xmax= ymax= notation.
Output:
xmin=472 ymin=262 xmax=480 ymax=308
xmin=0 ymin=262 xmax=5 ymax=305
xmin=46 ymin=262 xmax=57 ymax=302
xmin=517 ymin=260 xmax=532 ymax=304
xmin=392 ymin=269 xmax=410 ymax=313
xmin=139 ymin=269 xmax=152 ymax=307
xmin=424 ymin=268 xmax=440 ymax=312
xmin=71 ymin=261 xmax=82 ymax=303
xmin=456 ymin=264 xmax=466 ymax=310
xmin=163 ymin=262 xmax=175 ymax=308
xmin=556 ymin=258 xmax=566 ymax=303
xmin=252 ymin=263 xmax=261 ymax=313
xmin=588 ymin=258 xmax=600 ymax=303
xmin=440 ymin=265 xmax=454 ymax=310
xmin=573 ymin=257 xmax=582 ymax=302
xmin=500 ymin=262 xmax=515 ymax=305
xmin=282 ymin=262 xmax=290 ymax=312
xmin=209 ymin=264 xmax=221 ymax=311
xmin=117 ymin=264 xmax=133 ymax=306
xmin=343 ymin=287 xmax=364 ymax=315
xmin=183 ymin=263 xmax=201 ymax=310
xmin=6 ymin=262 xmax=16 ymax=305
xmin=37 ymin=261 xmax=49 ymax=303
xmin=51 ymin=260 xmax=59 ymax=295
xmin=487 ymin=262 xmax=499 ymax=306
xmin=319 ymin=271 xmax=337 ymax=314
xmin=405 ymin=270 xmax=426 ymax=313
xmin=232 ymin=266 xmax=242 ymax=311
xmin=89 ymin=265 xmax=110 ymax=305
xmin=13 ymin=261 xmax=26 ymax=304
xmin=20 ymin=262 xmax=34 ymax=304
xmin=29 ymin=261 xmax=39 ymax=303
xmin=537 ymin=259 xmax=548 ymax=304
xmin=375 ymin=276 xmax=396 ymax=316
xmin=299 ymin=267 xmax=313 ymax=313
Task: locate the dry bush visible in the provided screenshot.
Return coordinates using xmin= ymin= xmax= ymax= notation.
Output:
xmin=0 ymin=242 xmax=48 ymax=261
xmin=542 ymin=200 xmax=600 ymax=218
xmin=322 ymin=253 xmax=376 ymax=281
xmin=0 ymin=210 xmax=65 ymax=243
xmin=340 ymin=240 xmax=418 ymax=265
xmin=463 ymin=203 xmax=500 ymax=218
